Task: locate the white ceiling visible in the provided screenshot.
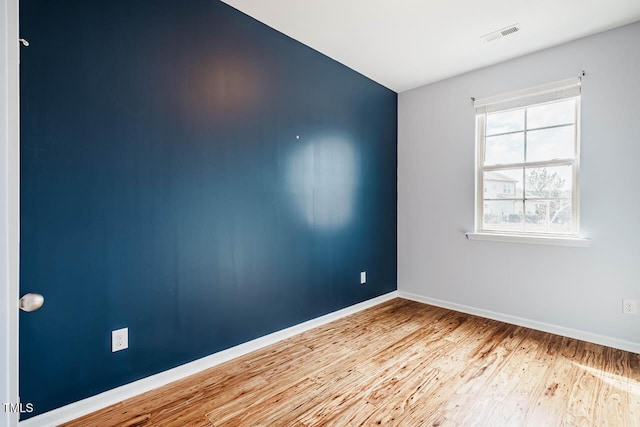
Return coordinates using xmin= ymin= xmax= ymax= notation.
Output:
xmin=221 ymin=0 xmax=640 ymax=92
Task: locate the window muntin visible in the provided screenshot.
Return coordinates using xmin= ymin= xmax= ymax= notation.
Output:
xmin=476 ymin=97 xmax=580 ymax=236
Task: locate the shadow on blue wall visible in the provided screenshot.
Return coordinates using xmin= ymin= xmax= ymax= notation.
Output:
xmin=19 ymin=0 xmax=397 ymax=418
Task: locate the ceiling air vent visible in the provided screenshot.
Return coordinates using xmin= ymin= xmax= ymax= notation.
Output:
xmin=482 ymin=24 xmax=520 ymax=42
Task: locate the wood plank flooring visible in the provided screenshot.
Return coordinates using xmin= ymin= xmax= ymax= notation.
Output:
xmin=62 ymin=298 xmax=640 ymax=426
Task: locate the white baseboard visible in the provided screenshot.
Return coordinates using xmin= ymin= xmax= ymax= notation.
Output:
xmin=20 ymin=291 xmax=398 ymax=427
xmin=398 ymin=291 xmax=640 ymax=354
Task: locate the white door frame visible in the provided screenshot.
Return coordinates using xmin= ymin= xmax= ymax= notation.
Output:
xmin=1 ymin=0 xmax=20 ymax=426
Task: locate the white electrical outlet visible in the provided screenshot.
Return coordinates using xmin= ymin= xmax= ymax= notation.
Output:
xmin=623 ymin=298 xmax=637 ymax=315
xmin=112 ymin=327 xmax=129 ymax=352
xmin=360 ymin=271 xmax=366 ymax=285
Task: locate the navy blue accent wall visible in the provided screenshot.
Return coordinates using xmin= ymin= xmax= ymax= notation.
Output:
xmin=19 ymin=0 xmax=397 ymax=418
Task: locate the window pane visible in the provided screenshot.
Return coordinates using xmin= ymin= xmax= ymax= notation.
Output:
xmin=486 ymin=109 xmax=525 ymax=135
xmin=483 ymin=200 xmax=523 ymax=232
xmin=526 ymin=125 xmax=575 ymax=162
xmin=483 ymin=169 xmax=523 ymax=199
xmin=525 ymin=166 xmax=572 ymax=199
xmin=527 ymin=99 xmax=575 ymax=129
xmin=485 ymin=133 xmax=524 ymax=165
xmin=524 ymin=200 xmax=573 ymax=234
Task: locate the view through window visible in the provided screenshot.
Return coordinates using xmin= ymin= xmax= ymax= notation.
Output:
xmin=475 ymin=84 xmax=581 ymax=236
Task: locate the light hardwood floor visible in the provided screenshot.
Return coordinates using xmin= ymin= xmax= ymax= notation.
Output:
xmin=63 ymin=298 xmax=640 ymax=426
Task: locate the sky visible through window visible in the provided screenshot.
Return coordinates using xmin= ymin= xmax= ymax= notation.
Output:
xmin=485 ymin=99 xmax=575 ymax=165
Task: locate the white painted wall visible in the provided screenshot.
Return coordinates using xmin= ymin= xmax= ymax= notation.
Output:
xmin=399 ymin=21 xmax=640 ymax=349
xmin=1 ymin=0 xmax=19 ymax=425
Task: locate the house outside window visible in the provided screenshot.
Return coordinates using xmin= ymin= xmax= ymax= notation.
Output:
xmin=474 ymin=78 xmax=581 ymax=236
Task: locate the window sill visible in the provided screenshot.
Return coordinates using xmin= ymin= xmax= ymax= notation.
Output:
xmin=465 ymin=232 xmax=591 ymax=247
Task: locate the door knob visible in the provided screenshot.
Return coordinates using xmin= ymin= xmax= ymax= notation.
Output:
xmin=19 ymin=293 xmax=44 ymax=312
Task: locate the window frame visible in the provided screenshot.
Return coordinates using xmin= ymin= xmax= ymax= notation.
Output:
xmin=474 ymin=95 xmax=582 ymax=238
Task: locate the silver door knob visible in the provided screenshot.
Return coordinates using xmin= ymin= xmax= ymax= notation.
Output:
xmin=19 ymin=293 xmax=44 ymax=312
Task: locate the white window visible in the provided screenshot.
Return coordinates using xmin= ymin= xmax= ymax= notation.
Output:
xmin=474 ymin=78 xmax=581 ymax=237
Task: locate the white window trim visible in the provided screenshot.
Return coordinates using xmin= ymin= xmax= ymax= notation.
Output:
xmin=471 ymin=77 xmax=589 ymax=246
xmin=465 ymin=232 xmax=591 ymax=247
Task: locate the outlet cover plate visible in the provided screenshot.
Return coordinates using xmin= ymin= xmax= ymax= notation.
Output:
xmin=623 ymin=298 xmax=637 ymax=315
xmin=360 ymin=271 xmax=366 ymax=285
xmin=112 ymin=327 xmax=129 ymax=352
